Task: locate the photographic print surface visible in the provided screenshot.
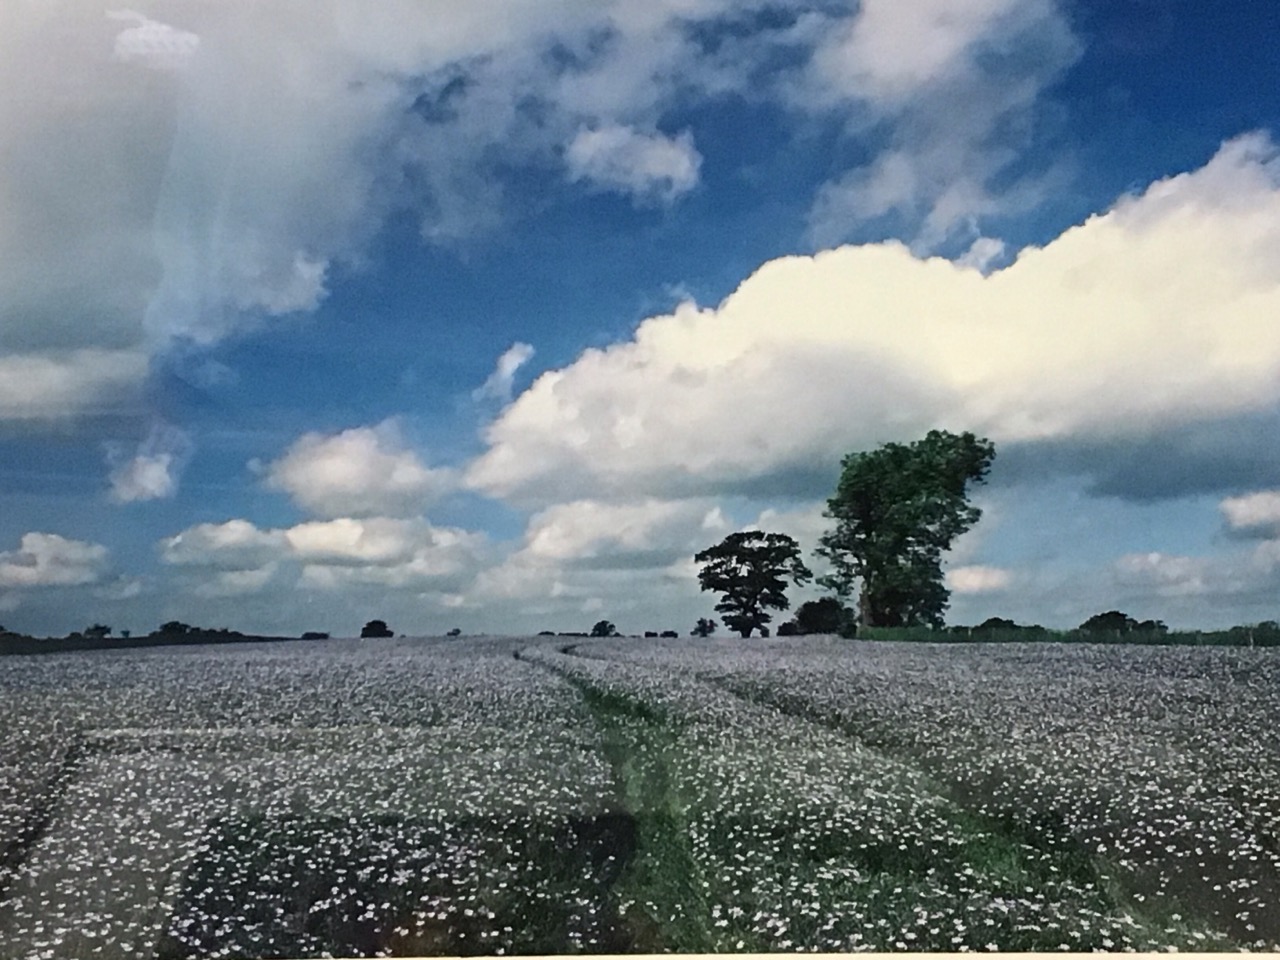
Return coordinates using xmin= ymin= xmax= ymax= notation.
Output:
xmin=2 ymin=0 xmax=1280 ymax=956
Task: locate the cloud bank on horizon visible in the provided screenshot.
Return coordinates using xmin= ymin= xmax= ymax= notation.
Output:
xmin=2 ymin=0 xmax=1279 ymax=635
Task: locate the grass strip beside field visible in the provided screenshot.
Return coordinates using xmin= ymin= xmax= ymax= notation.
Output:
xmin=522 ymin=651 xmax=773 ymax=952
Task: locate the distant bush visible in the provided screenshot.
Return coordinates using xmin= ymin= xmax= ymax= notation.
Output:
xmin=301 ymin=631 xmax=329 ymax=640
xmin=644 ymin=631 xmax=658 ymax=638
xmin=590 ymin=620 xmax=618 ymax=638
xmin=659 ymin=630 xmax=678 ymax=639
xmin=446 ymin=628 xmax=462 ymax=637
xmin=1078 ymin=611 xmax=1166 ymax=635
xmin=360 ymin=620 xmax=394 ymax=639
xmin=778 ymin=598 xmax=853 ymax=636
xmin=855 ymin=622 xmax=1280 ymax=648
xmin=975 ymin=617 xmax=1019 ymax=631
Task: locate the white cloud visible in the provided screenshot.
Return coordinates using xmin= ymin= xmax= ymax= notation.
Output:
xmin=94 ymin=576 xmax=144 ymax=601
xmin=287 ymin=517 xmax=430 ymax=565
xmin=109 ymin=454 xmax=178 ymax=503
xmin=159 ymin=520 xmax=288 ymax=571
xmin=467 ymin=134 xmax=1280 ymax=505
xmin=468 ymin=497 xmax=727 ymax=607
xmin=265 ymin=422 xmax=454 ymax=518
xmin=945 ymin=564 xmax=1012 ymax=594
xmin=1220 ymin=490 xmax=1280 ymax=539
xmin=108 ymin=10 xmax=200 ymax=71
xmin=957 ymin=235 xmax=1007 ymax=273
xmin=801 ymin=0 xmax=1080 ymax=249
xmin=194 ymin=565 xmax=280 ymax=599
xmin=565 ymin=125 xmax=702 ymax=203
xmin=106 ymin=423 xmax=194 ymax=503
xmin=0 ymin=0 xmax=769 ymax=371
xmin=524 ymin=498 xmax=716 ymax=565
xmin=0 ymin=0 xmax=1079 ymax=426
xmin=808 ymin=0 xmax=1033 ymax=107
xmin=0 ymin=533 xmax=109 ymax=589
xmin=473 ymin=342 xmax=536 ymax=403
xmin=0 ymin=350 xmax=147 ymax=421
xmin=159 ymin=515 xmax=486 ymax=597
xmin=1113 ymin=542 xmax=1280 ymax=606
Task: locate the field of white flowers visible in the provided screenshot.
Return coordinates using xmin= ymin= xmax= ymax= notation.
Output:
xmin=1 ymin=634 xmax=1277 ymax=957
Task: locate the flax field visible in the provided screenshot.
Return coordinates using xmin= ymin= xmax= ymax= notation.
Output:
xmin=1 ymin=634 xmax=1278 ymax=957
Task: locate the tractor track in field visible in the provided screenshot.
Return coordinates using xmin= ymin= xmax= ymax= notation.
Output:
xmin=544 ymin=640 xmax=1251 ymax=948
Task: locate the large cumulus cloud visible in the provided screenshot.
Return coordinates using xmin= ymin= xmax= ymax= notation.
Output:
xmin=466 ymin=134 xmax=1280 ymax=506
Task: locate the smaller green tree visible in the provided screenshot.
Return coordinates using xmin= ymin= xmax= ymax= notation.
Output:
xmin=691 ymin=617 xmax=717 ymax=637
xmin=975 ymin=617 xmax=1019 ymax=632
xmin=694 ymin=531 xmax=812 ymax=638
xmin=590 ymin=620 xmax=618 ymax=638
xmin=788 ymin=597 xmax=853 ymax=636
xmin=360 ymin=619 xmax=394 ymax=638
xmin=1078 ymin=610 xmax=1137 ymax=633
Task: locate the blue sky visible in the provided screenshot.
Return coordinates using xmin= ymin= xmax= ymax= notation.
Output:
xmin=4 ymin=0 xmax=1280 ymax=637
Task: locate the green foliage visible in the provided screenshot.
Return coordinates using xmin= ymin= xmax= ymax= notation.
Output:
xmin=780 ymin=597 xmax=854 ymax=636
xmin=975 ymin=617 xmax=1019 ymax=631
xmin=691 ymin=618 xmax=717 ymax=638
xmin=853 ymin=623 xmax=1280 ymax=648
xmin=1079 ymin=611 xmax=1167 ymax=634
xmin=591 ymin=619 xmax=619 ymax=638
xmin=158 ymin=621 xmax=192 ymax=635
xmin=694 ymin=531 xmax=812 ymax=638
xmin=359 ymin=619 xmax=394 ymax=638
xmin=817 ymin=430 xmax=995 ymax=629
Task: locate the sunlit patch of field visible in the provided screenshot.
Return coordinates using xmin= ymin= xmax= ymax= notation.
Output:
xmin=0 ymin=634 xmax=1276 ymax=956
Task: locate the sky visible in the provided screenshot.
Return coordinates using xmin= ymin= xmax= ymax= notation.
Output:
xmin=4 ymin=0 xmax=1280 ymax=638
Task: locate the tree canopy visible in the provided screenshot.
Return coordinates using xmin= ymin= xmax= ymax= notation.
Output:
xmin=694 ymin=530 xmax=811 ymax=638
xmin=590 ymin=620 xmax=618 ymax=638
xmin=817 ymin=429 xmax=996 ymax=629
xmin=360 ymin=619 xmax=394 ymax=638
xmin=778 ymin=597 xmax=853 ymax=636
xmin=1079 ymin=611 xmax=1167 ymax=634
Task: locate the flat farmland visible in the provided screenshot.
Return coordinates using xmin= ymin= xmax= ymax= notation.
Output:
xmin=1 ymin=635 xmax=1277 ymax=957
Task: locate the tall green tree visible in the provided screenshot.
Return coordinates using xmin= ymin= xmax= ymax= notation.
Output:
xmin=817 ymin=429 xmax=995 ymax=629
xmin=694 ymin=531 xmax=812 ymax=637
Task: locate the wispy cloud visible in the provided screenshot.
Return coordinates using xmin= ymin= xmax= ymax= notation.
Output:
xmin=566 ymin=125 xmax=702 ymax=204
xmin=106 ymin=423 xmax=194 ymax=503
xmin=472 ymin=343 xmax=536 ymax=404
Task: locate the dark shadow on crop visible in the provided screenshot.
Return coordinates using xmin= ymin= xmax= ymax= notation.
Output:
xmin=0 ymin=735 xmax=86 ymax=904
xmin=155 ymin=809 xmax=640 ymax=958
